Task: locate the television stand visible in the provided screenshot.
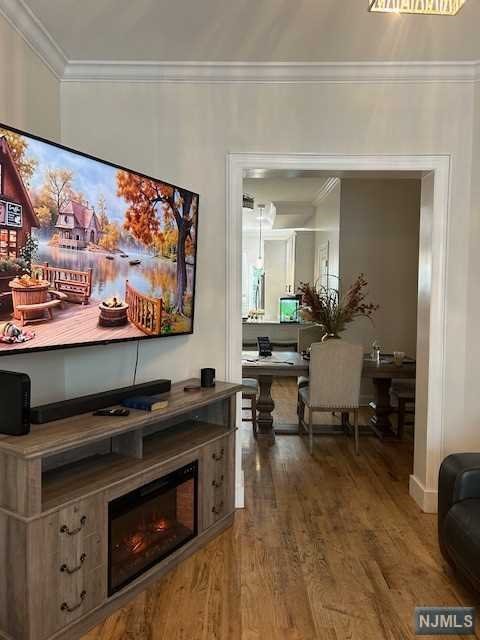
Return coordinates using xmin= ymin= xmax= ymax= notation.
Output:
xmin=0 ymin=379 xmax=242 ymax=640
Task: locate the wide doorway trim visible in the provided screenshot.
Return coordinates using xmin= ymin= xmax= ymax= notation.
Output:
xmin=226 ymin=152 xmax=450 ymax=513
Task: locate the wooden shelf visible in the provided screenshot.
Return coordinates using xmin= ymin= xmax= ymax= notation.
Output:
xmin=0 ymin=377 xmax=239 ymax=640
xmin=42 ymin=420 xmax=231 ymax=511
xmin=0 ymin=379 xmax=242 ymax=460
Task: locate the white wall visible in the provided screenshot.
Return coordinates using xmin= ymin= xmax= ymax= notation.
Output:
xmin=58 ymin=83 xmax=475 ymax=494
xmin=294 ymin=231 xmax=315 ymax=291
xmin=0 ymin=62 xmax=474 ymax=501
xmin=0 ymin=14 xmax=64 ymax=405
xmin=339 ymin=179 xmax=421 ymax=356
xmin=463 ymin=82 xmax=480 ymax=452
xmin=0 ymin=16 xmax=59 ymax=141
xmin=242 ymin=230 xmax=264 ymax=315
xmin=309 ymin=181 xmax=341 ymax=284
xmin=413 ymin=172 xmax=434 ymax=492
xmin=263 ymin=239 xmax=287 ymax=320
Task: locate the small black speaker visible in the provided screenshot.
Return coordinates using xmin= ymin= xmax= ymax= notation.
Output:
xmin=201 ymin=368 xmax=216 ymax=388
xmin=0 ymin=370 xmax=31 ymax=436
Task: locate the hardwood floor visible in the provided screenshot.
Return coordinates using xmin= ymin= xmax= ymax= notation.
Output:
xmin=82 ymin=379 xmax=479 ymax=640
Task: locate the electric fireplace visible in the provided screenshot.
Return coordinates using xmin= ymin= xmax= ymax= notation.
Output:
xmin=108 ymin=461 xmax=198 ymax=595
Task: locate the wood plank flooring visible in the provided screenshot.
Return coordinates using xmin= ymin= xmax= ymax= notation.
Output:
xmin=82 ymin=379 xmax=479 ymax=640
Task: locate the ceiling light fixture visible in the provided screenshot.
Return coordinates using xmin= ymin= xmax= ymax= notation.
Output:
xmin=368 ymin=0 xmax=466 ymax=15
xmin=256 ymin=204 xmax=265 ymax=270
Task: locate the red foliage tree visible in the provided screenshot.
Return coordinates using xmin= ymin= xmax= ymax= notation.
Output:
xmin=117 ymin=171 xmax=197 ymax=314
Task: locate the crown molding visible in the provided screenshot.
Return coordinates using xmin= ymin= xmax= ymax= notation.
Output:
xmin=62 ymin=59 xmax=480 ymax=84
xmin=313 ymin=178 xmax=340 ymax=206
xmin=0 ymin=0 xmax=67 ymax=78
xmin=1 ymin=0 xmax=480 ymax=84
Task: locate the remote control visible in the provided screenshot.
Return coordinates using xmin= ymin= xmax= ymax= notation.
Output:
xmin=93 ymin=408 xmax=130 ymax=417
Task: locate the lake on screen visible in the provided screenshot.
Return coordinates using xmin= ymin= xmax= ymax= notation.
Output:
xmin=36 ymin=242 xmax=193 ymax=302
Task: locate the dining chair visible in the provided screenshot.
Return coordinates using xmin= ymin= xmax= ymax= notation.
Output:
xmin=390 ymin=378 xmax=416 ymax=439
xmin=298 ymin=340 xmax=364 ymax=454
xmin=242 ymin=378 xmax=258 ymax=437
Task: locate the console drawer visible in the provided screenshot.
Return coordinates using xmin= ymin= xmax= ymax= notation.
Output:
xmin=31 ymin=565 xmax=106 ymax=640
xmin=202 ymin=434 xmax=234 ymax=530
xmin=28 ymin=495 xmax=107 ymax=638
xmin=36 ymin=494 xmax=105 ymax=555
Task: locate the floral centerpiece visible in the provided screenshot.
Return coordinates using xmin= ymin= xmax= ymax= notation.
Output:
xmin=298 ymin=274 xmax=379 ymax=339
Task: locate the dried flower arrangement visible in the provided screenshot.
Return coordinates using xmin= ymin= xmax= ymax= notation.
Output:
xmin=298 ymin=274 xmax=379 ymax=338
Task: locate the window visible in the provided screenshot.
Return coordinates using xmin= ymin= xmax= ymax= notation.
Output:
xmin=0 ymin=229 xmax=17 ymax=259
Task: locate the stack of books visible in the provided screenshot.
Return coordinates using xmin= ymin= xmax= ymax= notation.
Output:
xmin=121 ymin=394 xmax=169 ymax=412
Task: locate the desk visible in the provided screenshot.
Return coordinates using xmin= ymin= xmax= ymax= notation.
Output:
xmin=242 ymin=351 xmax=308 ymax=441
xmin=242 ymin=351 xmax=416 ymax=442
xmin=363 ymin=356 xmax=416 ymax=438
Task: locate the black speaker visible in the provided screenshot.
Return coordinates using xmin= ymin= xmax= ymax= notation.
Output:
xmin=201 ymin=368 xmax=216 ymax=388
xmin=0 ymin=370 xmax=31 ymax=436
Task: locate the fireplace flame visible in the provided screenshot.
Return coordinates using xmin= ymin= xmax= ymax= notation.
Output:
xmin=152 ymin=518 xmax=169 ymax=533
xmin=126 ymin=532 xmax=148 ymax=554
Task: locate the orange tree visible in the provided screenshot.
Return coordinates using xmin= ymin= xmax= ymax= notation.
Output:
xmin=0 ymin=128 xmax=37 ymax=185
xmin=117 ymin=171 xmax=197 ymax=314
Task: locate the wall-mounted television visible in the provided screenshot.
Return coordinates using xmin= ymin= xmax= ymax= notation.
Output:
xmin=0 ymin=123 xmax=199 ymax=356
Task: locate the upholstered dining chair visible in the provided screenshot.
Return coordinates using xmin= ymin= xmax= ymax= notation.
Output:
xmin=298 ymin=340 xmax=364 ymax=455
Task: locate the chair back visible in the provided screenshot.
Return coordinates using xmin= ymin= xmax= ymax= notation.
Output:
xmin=308 ymin=340 xmax=364 ymax=409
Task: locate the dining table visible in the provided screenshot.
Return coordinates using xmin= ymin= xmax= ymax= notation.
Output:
xmin=241 ymin=350 xmax=416 ymax=442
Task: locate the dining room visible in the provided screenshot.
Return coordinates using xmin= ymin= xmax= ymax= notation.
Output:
xmin=241 ymin=169 xmax=421 ymax=468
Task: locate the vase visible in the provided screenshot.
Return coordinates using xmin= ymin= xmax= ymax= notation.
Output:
xmin=321 ymin=332 xmax=341 ymax=342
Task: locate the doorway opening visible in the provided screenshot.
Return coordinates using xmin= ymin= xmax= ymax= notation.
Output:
xmin=227 ymin=154 xmax=450 ymax=513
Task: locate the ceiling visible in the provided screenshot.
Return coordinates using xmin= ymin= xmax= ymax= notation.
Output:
xmin=19 ymin=0 xmax=480 ymax=63
xmin=244 ymin=177 xmax=329 ymax=203
xmin=243 ymin=176 xmax=330 ymax=233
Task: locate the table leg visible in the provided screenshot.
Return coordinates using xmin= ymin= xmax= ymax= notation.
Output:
xmin=256 ymin=374 xmax=275 ymax=443
xmin=370 ymin=377 xmax=396 ymax=438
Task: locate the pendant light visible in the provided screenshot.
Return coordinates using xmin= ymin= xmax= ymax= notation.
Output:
xmin=255 ymin=204 xmax=265 ymax=270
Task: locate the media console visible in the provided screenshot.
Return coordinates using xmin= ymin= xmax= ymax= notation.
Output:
xmin=0 ymin=379 xmax=242 ymax=640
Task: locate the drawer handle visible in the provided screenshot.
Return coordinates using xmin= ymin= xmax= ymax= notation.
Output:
xmin=212 ymin=475 xmax=224 ymax=488
xmin=212 ymin=448 xmax=225 ymax=462
xmin=212 ymin=501 xmax=224 ymax=515
xmin=60 ymin=515 xmax=87 ymax=536
xmin=60 ymin=553 xmax=86 ymax=575
xmin=60 ymin=590 xmax=86 ymax=613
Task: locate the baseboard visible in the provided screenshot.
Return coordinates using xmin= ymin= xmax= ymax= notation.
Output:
xmin=409 ymin=474 xmax=438 ymax=513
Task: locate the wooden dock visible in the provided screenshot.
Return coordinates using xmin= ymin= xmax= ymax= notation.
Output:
xmin=0 ymin=298 xmax=145 ymax=352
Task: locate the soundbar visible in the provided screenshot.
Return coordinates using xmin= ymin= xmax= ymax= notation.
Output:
xmin=31 ymin=379 xmax=171 ymax=424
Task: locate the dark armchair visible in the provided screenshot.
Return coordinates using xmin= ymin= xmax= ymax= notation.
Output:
xmin=438 ymin=453 xmax=480 ymax=594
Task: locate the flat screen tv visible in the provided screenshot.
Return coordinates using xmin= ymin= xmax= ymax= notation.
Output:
xmin=0 ymin=123 xmax=199 ymax=356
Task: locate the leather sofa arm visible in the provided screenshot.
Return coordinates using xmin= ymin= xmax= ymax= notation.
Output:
xmin=438 ymin=453 xmax=480 ymax=529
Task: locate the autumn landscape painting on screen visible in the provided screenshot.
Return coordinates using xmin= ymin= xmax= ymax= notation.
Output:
xmin=0 ymin=125 xmax=198 ymax=354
